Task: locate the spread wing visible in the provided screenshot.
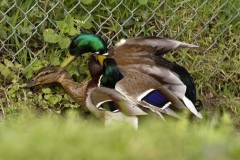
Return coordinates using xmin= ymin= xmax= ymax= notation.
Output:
xmin=112 ymin=36 xmax=202 ymax=57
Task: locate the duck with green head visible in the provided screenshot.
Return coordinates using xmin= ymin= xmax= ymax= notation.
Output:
xmin=86 ymin=55 xmax=177 ymax=119
xmin=100 ymin=58 xmax=182 ymax=119
xmin=60 ymin=33 xmax=202 ymax=118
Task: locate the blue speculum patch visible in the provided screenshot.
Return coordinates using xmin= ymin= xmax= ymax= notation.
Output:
xmin=143 ymin=90 xmax=168 ymax=107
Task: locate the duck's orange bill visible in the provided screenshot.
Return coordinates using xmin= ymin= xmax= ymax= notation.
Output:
xmin=60 ymin=52 xmax=76 ymax=68
xmin=97 ymin=55 xmax=106 ymax=66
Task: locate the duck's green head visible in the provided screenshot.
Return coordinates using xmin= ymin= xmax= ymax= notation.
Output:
xmin=101 ymin=58 xmax=123 ymax=88
xmin=60 ymin=33 xmax=107 ymax=68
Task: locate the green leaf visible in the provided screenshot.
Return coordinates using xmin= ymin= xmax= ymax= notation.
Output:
xmin=23 ymin=67 xmax=33 ymax=79
xmin=42 ymin=88 xmax=52 ymax=94
xmin=63 ymin=94 xmax=75 ymax=102
xmin=65 ymin=15 xmax=74 ymax=28
xmin=7 ymin=90 xmax=16 ymax=98
xmin=0 ymin=62 xmax=13 ymax=78
xmin=31 ymin=59 xmax=44 ymax=71
xmin=38 ymin=94 xmax=43 ymax=100
xmin=56 ymin=21 xmax=68 ymax=33
xmin=82 ymin=20 xmax=93 ymax=29
xmin=14 ymin=63 xmax=22 ymax=69
xmin=24 ymin=59 xmax=49 ymax=79
xmin=56 ymin=94 xmax=62 ymax=101
xmin=79 ymin=65 xmax=88 ymax=74
xmin=11 ymin=83 xmax=19 ymax=91
xmin=81 ymin=0 xmax=93 ymax=5
xmin=43 ymin=29 xmax=59 ymax=43
xmin=50 ymin=52 xmax=60 ymax=66
xmin=77 ymin=15 xmax=93 ymax=29
xmin=50 ymin=56 xmax=60 ymax=66
xmin=11 ymin=75 xmax=19 ymax=83
xmin=56 ymin=15 xmax=79 ymax=35
xmin=58 ymin=34 xmax=71 ymax=49
xmin=68 ymin=26 xmax=79 ymax=36
xmin=49 ymin=95 xmax=62 ymax=105
xmin=85 ymin=70 xmax=90 ymax=77
xmin=65 ymin=61 xmax=79 ymax=76
xmin=44 ymin=94 xmax=51 ymax=100
xmin=4 ymin=59 xmax=14 ymax=68
xmin=138 ymin=0 xmax=148 ymax=5
xmin=7 ymin=84 xmax=19 ymax=98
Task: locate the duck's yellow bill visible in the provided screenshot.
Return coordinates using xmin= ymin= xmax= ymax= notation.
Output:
xmin=97 ymin=55 xmax=106 ymax=66
xmin=60 ymin=52 xmax=76 ymax=68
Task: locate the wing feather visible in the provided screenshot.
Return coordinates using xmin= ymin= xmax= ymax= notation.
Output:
xmin=89 ymin=87 xmax=147 ymax=116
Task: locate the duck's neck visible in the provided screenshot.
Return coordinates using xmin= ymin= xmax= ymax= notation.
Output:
xmin=101 ymin=59 xmax=123 ymax=88
xmin=59 ymin=76 xmax=90 ymax=107
xmin=58 ymin=74 xmax=105 ymax=120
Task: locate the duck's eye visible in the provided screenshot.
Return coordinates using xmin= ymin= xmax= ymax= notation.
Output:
xmin=43 ymin=71 xmax=51 ymax=75
xmin=72 ymin=42 xmax=78 ymax=47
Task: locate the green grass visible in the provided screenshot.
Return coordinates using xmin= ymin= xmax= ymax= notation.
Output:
xmin=0 ymin=111 xmax=239 ymax=160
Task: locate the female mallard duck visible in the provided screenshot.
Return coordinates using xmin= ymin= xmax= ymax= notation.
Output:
xmin=60 ymin=33 xmax=202 ymax=118
xmin=27 ymin=66 xmax=147 ymax=129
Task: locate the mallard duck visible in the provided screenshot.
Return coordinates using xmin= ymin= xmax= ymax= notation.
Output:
xmin=60 ymin=33 xmax=202 ymax=118
xmin=100 ymin=57 xmax=182 ymax=120
xmin=27 ymin=66 xmax=147 ymax=129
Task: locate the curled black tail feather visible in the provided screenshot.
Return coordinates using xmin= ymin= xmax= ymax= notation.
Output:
xmin=170 ymin=62 xmax=203 ymax=113
xmin=170 ymin=62 xmax=197 ymax=105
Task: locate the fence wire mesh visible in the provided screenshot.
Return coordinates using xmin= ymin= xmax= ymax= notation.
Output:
xmin=0 ymin=0 xmax=239 ymax=81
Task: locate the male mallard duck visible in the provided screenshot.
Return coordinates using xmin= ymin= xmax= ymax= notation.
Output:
xmin=60 ymin=33 xmax=202 ymax=118
xmin=100 ymin=57 xmax=182 ymax=120
xmin=27 ymin=66 xmax=147 ymax=129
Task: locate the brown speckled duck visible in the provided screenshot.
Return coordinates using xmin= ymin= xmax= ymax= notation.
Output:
xmin=27 ymin=66 xmax=147 ymax=129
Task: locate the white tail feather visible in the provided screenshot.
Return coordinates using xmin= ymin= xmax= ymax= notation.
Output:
xmin=182 ymin=96 xmax=203 ymax=118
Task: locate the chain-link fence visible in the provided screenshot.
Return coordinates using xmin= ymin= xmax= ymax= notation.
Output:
xmin=0 ymin=0 xmax=239 ymax=75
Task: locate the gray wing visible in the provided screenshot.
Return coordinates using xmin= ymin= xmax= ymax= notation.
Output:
xmin=115 ymin=69 xmax=186 ymax=109
xmin=115 ymin=69 xmax=202 ymax=118
xmin=114 ymin=36 xmax=201 ymax=56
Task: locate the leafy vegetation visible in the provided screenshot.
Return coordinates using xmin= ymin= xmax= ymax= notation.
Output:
xmin=0 ymin=0 xmax=240 ymax=158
